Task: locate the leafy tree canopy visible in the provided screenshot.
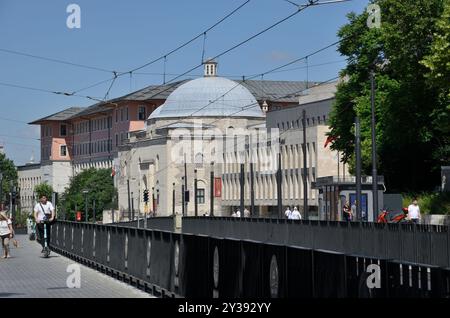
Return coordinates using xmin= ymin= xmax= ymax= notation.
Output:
xmin=61 ymin=168 xmax=116 ymax=221
xmin=329 ymin=0 xmax=449 ymax=192
xmin=0 ymin=153 xmax=17 ymax=205
xmin=34 ymin=183 xmax=54 ymax=200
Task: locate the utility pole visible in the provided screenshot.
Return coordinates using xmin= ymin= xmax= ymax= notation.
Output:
xmin=370 ymin=70 xmax=379 ymax=221
xmin=302 ymin=109 xmax=308 ymax=220
xmin=127 ymin=179 xmax=131 ymax=221
xmin=83 ymin=189 xmax=89 ymax=222
xmin=93 ymin=199 xmax=96 ymax=223
xmin=172 ymin=183 xmax=176 ymax=216
xmin=276 ymin=152 xmax=283 ymax=219
xmin=355 ymin=117 xmax=362 ymax=221
xmin=184 ymin=153 xmax=188 ymax=215
xmin=250 ymin=162 xmax=255 ymax=217
xmin=181 ymin=178 xmax=185 ymax=216
xmin=131 ymin=192 xmax=135 ymax=221
xmin=240 ymin=163 xmax=245 ymax=215
xmin=210 ymin=162 xmax=214 ymax=216
xmin=152 ymin=187 xmax=155 ymax=216
xmin=194 ymin=170 xmax=198 ymax=217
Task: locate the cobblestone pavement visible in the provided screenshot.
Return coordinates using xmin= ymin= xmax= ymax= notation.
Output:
xmin=0 ymin=235 xmax=152 ymax=298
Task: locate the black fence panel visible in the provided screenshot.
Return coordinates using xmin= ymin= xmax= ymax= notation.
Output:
xmin=179 ymin=234 xmax=213 ymax=298
xmin=72 ymin=223 xmax=83 ymax=255
xmin=108 ymin=226 xmax=126 ymax=272
xmin=82 ymin=224 xmax=94 ymax=261
xmin=416 ymin=225 xmax=433 ymax=265
xmin=210 ymin=238 xmax=242 ymax=298
xmin=313 ymin=250 xmax=347 ymax=298
xmin=148 ymin=231 xmax=176 ymax=291
xmin=262 ymin=244 xmax=287 ymax=298
xmin=430 ymin=226 xmax=449 ymax=267
xmin=400 ymin=224 xmax=417 ymax=263
xmin=50 ymin=221 xmax=450 ymax=298
xmin=126 ymin=228 xmax=148 ymax=281
xmin=286 ymin=247 xmax=313 ymax=298
xmin=438 ymin=268 xmax=450 ymax=298
xmin=94 ymin=225 xmax=108 ymax=264
xmin=241 ymin=240 xmax=264 ymax=298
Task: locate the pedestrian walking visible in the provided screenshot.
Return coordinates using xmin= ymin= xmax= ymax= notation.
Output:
xmin=343 ymin=201 xmax=352 ymax=222
xmin=244 ymin=208 xmax=250 ymax=218
xmin=407 ymin=199 xmax=421 ymax=224
xmin=285 ymin=207 xmax=292 ymax=219
xmin=351 ymin=200 xmax=357 ymax=221
xmin=0 ymin=211 xmax=13 ymax=259
xmin=291 ymin=207 xmax=302 ymax=220
xmin=236 ymin=209 xmax=241 ymax=218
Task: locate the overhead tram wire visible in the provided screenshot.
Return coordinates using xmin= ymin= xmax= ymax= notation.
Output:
xmin=0 ymin=48 xmax=115 ymax=74
xmin=120 ymin=0 xmax=251 ymax=76
xmin=282 ymin=0 xmax=352 ymax=9
xmin=0 ymin=1 xmax=251 ymax=105
xmin=0 ymin=33 xmax=346 ymax=124
xmin=127 ymin=0 xmax=323 ymax=103
xmin=166 ymin=37 xmax=346 ymax=128
xmin=0 ymin=1 xmax=348 ymax=110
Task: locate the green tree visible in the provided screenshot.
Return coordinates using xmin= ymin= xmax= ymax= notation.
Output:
xmin=328 ymin=0 xmax=448 ymax=192
xmin=61 ymin=168 xmax=116 ymax=221
xmin=34 ymin=183 xmax=54 ymax=200
xmin=0 ymin=153 xmax=18 ymax=207
xmin=421 ymin=0 xmax=450 ymax=163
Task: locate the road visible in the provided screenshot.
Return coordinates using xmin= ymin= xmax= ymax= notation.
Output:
xmin=0 ymin=235 xmax=152 ymax=298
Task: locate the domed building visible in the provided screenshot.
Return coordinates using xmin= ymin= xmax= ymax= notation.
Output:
xmin=117 ymin=60 xmax=266 ymax=217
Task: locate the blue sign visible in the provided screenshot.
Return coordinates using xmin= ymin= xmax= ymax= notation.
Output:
xmin=349 ymin=193 xmax=368 ymax=220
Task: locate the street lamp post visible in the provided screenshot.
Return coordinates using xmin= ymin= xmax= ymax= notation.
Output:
xmin=194 ymin=169 xmax=198 ymax=217
xmin=82 ymin=189 xmax=89 ymax=222
xmin=370 ymin=70 xmax=379 ymax=221
xmin=172 ymin=183 xmax=176 ymax=217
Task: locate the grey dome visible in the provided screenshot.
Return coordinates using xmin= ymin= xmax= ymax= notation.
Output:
xmin=149 ymin=77 xmax=264 ymax=119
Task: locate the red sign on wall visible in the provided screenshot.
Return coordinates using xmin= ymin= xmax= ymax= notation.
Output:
xmin=214 ymin=178 xmax=222 ymax=197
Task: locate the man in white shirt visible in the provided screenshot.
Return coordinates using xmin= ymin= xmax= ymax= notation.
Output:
xmin=285 ymin=207 xmax=292 ymax=219
xmin=291 ymin=207 xmax=302 ymax=220
xmin=407 ymin=199 xmax=421 ymax=224
xmin=34 ymin=195 xmax=55 ymax=253
xmin=236 ymin=210 xmax=241 ymax=218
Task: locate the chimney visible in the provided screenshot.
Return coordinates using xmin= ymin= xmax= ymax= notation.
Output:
xmin=204 ymin=59 xmax=217 ymax=77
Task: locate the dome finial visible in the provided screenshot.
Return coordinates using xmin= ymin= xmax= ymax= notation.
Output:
xmin=203 ymin=58 xmax=217 ymax=77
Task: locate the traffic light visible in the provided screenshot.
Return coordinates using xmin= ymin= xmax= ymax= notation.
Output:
xmin=143 ymin=189 xmax=149 ymax=203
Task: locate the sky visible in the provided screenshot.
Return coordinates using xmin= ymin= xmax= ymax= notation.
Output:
xmin=0 ymin=0 xmax=369 ymax=165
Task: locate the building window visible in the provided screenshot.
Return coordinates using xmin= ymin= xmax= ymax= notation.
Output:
xmin=116 ymin=110 xmax=118 ymax=123
xmin=60 ymin=124 xmax=67 ymax=137
xmin=196 ymin=189 xmax=205 ymax=204
xmin=126 ymin=107 xmax=129 ymax=121
xmin=121 ymin=108 xmax=124 ymax=121
xmin=60 ymin=145 xmax=67 ymax=157
xmin=115 ymin=134 xmax=119 ymax=147
xmin=138 ymin=106 xmax=146 ymax=120
xmin=195 ymin=153 xmax=204 ymax=168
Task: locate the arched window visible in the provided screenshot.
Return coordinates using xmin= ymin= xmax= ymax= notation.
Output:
xmin=195 ymin=153 xmax=204 ymax=168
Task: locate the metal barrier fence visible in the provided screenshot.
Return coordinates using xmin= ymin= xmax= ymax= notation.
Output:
xmin=182 ymin=217 xmax=450 ymax=268
xmin=51 ymin=221 xmax=450 ymax=298
xmin=114 ymin=217 xmax=175 ymax=232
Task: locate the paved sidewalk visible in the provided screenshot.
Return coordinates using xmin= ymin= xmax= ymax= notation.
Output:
xmin=0 ymin=235 xmax=151 ymax=298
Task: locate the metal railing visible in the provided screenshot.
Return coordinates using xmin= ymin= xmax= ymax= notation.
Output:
xmin=114 ymin=216 xmax=175 ymax=232
xmin=50 ymin=221 xmax=450 ymax=298
xmin=182 ymin=217 xmax=450 ymax=268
